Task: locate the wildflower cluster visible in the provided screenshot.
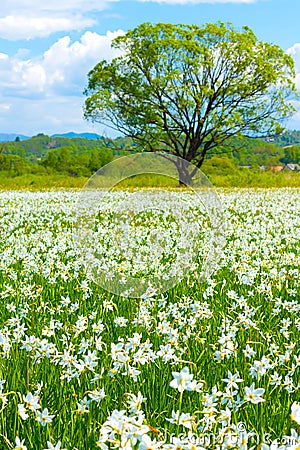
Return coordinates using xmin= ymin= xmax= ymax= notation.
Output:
xmin=0 ymin=189 xmax=299 ymax=448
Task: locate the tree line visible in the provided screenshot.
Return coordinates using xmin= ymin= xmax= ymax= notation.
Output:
xmin=1 ymin=132 xmax=300 ymax=178
xmin=0 ymin=134 xmax=114 ymax=177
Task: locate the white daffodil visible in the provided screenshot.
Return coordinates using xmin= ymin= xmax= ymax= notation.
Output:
xmin=14 ymin=436 xmax=27 ymax=450
xmin=170 ymin=366 xmax=195 ymax=393
xmin=17 ymin=404 xmax=28 ymax=420
xmin=36 ymin=408 xmax=55 ymax=426
xmin=291 ymin=402 xmax=300 ymax=425
xmin=23 ymin=393 xmax=41 ymax=412
xmin=43 ymin=441 xmax=67 ymax=450
xmin=244 ymin=383 xmax=265 ymax=404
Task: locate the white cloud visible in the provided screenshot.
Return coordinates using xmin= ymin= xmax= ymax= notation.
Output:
xmin=43 ymin=30 xmax=124 ymax=94
xmin=0 ymin=0 xmax=119 ymax=40
xmin=0 ymin=30 xmax=123 ymax=134
xmin=0 ymin=15 xmax=96 ymax=40
xmin=1 ymin=25 xmax=299 ymax=136
xmin=0 ymin=103 xmax=10 ymax=111
xmin=0 ymin=30 xmax=123 ymax=97
xmin=287 ymin=43 xmax=300 ymax=71
xmin=0 ymin=0 xmax=119 ymax=15
xmin=287 ymin=43 xmax=300 ymax=90
xmin=138 ymin=0 xmax=256 ymax=3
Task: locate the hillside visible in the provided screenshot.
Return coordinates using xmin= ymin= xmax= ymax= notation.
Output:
xmin=0 ymin=133 xmax=114 ymax=178
xmin=0 ymin=131 xmax=300 ymax=181
xmin=271 ymin=130 xmax=300 ymax=147
xmin=0 ymin=133 xmax=29 ymax=142
xmin=0 ymin=133 xmax=109 ymax=161
xmin=0 ymin=132 xmax=104 ymax=142
xmin=51 ymin=132 xmax=103 ymax=140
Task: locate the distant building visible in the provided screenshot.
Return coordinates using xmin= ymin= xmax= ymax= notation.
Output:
xmin=269 ymin=166 xmax=284 ymax=172
xmin=259 ymin=165 xmax=284 ymax=172
xmin=47 ymin=140 xmax=57 ymax=149
xmin=286 ymin=163 xmax=300 ymax=172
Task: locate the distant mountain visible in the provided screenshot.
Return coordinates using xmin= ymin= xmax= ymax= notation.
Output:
xmin=51 ymin=132 xmax=103 ymax=140
xmin=0 ymin=132 xmax=103 ymax=143
xmin=0 ymin=133 xmax=112 ymax=161
xmin=0 ymin=133 xmax=29 ymax=142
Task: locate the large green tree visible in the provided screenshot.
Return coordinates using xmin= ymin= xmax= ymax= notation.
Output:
xmin=281 ymin=145 xmax=300 ymax=164
xmin=84 ymin=22 xmax=297 ymax=183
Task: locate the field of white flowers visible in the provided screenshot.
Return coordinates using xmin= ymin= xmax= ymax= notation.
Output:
xmin=0 ymin=188 xmax=300 ymax=450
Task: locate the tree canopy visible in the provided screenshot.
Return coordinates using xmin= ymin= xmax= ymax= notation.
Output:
xmin=84 ymin=22 xmax=297 ymax=181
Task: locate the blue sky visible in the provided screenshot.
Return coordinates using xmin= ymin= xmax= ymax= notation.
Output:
xmin=1 ymin=0 xmax=300 ymax=136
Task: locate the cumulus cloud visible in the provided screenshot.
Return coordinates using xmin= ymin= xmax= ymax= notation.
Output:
xmin=0 ymin=30 xmax=123 ymax=134
xmin=0 ymin=0 xmax=119 ymax=40
xmin=287 ymin=43 xmax=300 ymax=90
xmin=42 ymin=30 xmax=124 ymax=95
xmin=0 ymin=0 xmax=118 ymax=15
xmin=0 ymin=30 xmax=123 ymax=97
xmin=0 ymin=15 xmax=96 ymax=40
xmin=287 ymin=43 xmax=300 ymax=69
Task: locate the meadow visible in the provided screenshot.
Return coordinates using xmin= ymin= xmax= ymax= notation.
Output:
xmin=0 ymin=169 xmax=300 ymax=190
xmin=0 ymin=188 xmax=299 ymax=449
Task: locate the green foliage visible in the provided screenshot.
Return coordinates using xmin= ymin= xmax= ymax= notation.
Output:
xmin=234 ymin=144 xmax=284 ymax=167
xmin=0 ymin=153 xmax=38 ymax=176
xmin=207 ymin=168 xmax=300 ymax=187
xmin=203 ymin=156 xmax=236 ymax=175
xmin=0 ymin=135 xmax=113 ymax=178
xmin=205 ymin=135 xmax=286 ymax=167
xmin=18 ymin=134 xmax=53 ymax=160
xmin=1 ymin=168 xmax=300 ymax=190
xmin=281 ymin=145 xmax=300 ymax=164
xmin=84 ymin=21 xmax=297 ymax=176
xmin=41 ymin=145 xmax=113 ymax=176
xmin=1 ymin=130 xmax=300 ymax=187
xmin=1 ymin=134 xmax=115 ymax=161
xmin=273 ymin=130 xmax=300 ymax=146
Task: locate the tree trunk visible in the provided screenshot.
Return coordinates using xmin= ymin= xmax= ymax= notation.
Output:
xmin=175 ymin=158 xmax=193 ymax=186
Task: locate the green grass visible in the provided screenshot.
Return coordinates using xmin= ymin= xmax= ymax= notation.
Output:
xmin=0 ymin=169 xmax=300 ymax=190
xmin=0 ymin=173 xmax=88 ymax=189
